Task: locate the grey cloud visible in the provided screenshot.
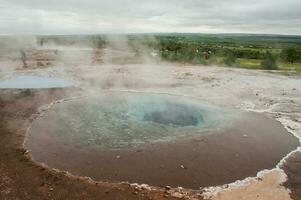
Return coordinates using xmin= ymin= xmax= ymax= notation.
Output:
xmin=0 ymin=0 xmax=300 ymax=35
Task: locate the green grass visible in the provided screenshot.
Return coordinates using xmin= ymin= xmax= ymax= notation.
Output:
xmin=279 ymin=62 xmax=301 ymax=71
xmin=225 ymin=46 xmax=281 ymax=52
xmin=235 ymin=58 xmax=262 ymax=69
xmin=235 ymin=58 xmax=301 ymax=71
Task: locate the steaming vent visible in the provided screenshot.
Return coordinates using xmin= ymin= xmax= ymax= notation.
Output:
xmin=142 ymin=103 xmax=204 ymax=127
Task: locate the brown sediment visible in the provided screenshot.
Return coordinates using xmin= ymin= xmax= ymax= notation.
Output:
xmin=25 ymin=94 xmax=299 ymax=190
xmin=282 ymin=151 xmax=301 ymax=200
xmin=0 ymin=89 xmax=183 ymax=200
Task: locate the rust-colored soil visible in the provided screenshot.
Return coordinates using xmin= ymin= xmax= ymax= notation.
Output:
xmin=282 ymin=151 xmax=301 ymax=200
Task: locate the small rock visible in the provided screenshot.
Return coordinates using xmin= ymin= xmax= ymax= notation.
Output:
xmin=165 ymin=186 xmax=171 ymax=190
xmin=171 ymin=192 xmax=184 ymax=198
xmin=177 ymin=187 xmax=184 ymax=190
xmin=180 ymin=165 xmax=186 ymax=169
xmin=141 ymin=184 xmax=151 ymax=191
xmin=197 ymin=193 xmax=202 ymax=197
xmin=165 ymin=190 xmax=171 ymax=195
xmin=116 ymin=155 xmax=121 ymax=159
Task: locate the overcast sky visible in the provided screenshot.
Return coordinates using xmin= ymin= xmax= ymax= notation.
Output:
xmin=1 ymin=0 xmax=300 ymax=35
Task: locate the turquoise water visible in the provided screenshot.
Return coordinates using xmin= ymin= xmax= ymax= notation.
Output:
xmin=31 ymin=92 xmax=229 ymax=150
xmin=0 ymin=75 xmax=73 ymax=89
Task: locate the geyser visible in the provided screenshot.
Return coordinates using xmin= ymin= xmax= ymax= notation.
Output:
xmin=142 ymin=105 xmax=202 ymax=126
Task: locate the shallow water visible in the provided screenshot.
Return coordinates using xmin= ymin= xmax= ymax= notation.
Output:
xmin=0 ymin=75 xmax=73 ymax=89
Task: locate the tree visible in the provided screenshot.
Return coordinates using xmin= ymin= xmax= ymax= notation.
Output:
xmin=281 ymin=48 xmax=299 ymax=64
xmin=261 ymin=51 xmax=278 ymax=70
xmin=223 ymin=52 xmax=236 ymax=66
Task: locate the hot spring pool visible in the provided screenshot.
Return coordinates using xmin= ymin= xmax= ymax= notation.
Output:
xmin=0 ymin=75 xmax=73 ymax=89
xmin=25 ymin=91 xmax=299 ymax=188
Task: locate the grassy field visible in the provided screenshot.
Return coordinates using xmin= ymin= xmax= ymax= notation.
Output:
xmin=33 ymin=33 xmax=301 ymax=71
xmin=150 ymin=34 xmax=301 ymax=71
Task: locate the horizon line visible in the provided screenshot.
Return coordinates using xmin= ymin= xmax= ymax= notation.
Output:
xmin=0 ymin=32 xmax=301 ymax=37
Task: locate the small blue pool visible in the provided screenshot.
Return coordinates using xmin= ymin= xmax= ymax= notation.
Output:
xmin=0 ymin=75 xmax=73 ymax=89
